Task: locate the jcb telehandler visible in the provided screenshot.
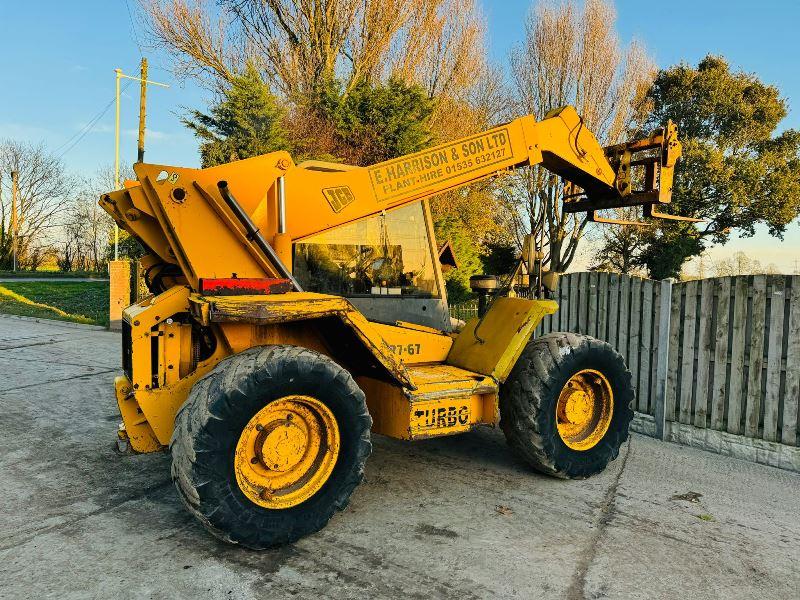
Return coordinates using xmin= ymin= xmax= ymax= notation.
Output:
xmin=100 ymin=106 xmax=683 ymax=549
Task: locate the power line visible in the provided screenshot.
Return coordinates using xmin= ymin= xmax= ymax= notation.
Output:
xmin=53 ymin=100 xmax=113 ymax=156
xmin=124 ymin=0 xmax=144 ymax=54
xmin=54 ymin=81 xmax=130 ymax=155
xmin=55 ymin=80 xmax=134 ymax=160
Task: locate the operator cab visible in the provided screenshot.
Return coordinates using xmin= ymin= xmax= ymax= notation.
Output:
xmin=291 ymin=200 xmax=452 ymax=331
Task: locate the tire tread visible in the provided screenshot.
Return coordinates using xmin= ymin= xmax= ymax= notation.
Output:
xmin=171 ymin=345 xmax=371 ymax=549
xmin=500 ymin=332 xmax=633 ymax=479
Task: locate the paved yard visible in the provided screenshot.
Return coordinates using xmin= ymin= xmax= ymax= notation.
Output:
xmin=0 ymin=313 xmax=798 ymax=600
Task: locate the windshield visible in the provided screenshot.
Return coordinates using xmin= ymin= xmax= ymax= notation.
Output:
xmin=293 ymin=203 xmax=439 ymax=298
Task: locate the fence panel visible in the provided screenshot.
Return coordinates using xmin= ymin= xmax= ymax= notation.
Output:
xmin=553 ymin=275 xmax=566 ymax=331
xmin=745 ymin=275 xmax=767 ymax=437
xmin=588 ymin=272 xmax=598 ymax=338
xmin=628 ymin=277 xmax=641 ymax=400
xmin=783 ymin=276 xmax=800 ymax=446
xmin=694 ymin=279 xmax=714 ymax=428
xmin=711 ymin=277 xmax=731 ymax=430
xmin=763 ymin=276 xmax=786 ymax=442
xmin=569 ymin=273 xmax=579 ymax=332
xmin=598 ymin=272 xmax=609 ymax=340
xmin=639 ymin=279 xmax=654 ymax=414
xmin=727 ymin=277 xmax=749 ymax=435
xmin=679 ymin=281 xmax=698 ymax=424
xmin=580 ymin=272 xmax=588 ymax=332
xmin=666 ymin=283 xmax=682 ymax=423
xmin=608 ymin=274 xmax=620 ymax=350
xmin=649 ymin=281 xmax=662 ymax=417
xmin=447 ymin=271 xmax=798 ymax=455
xmin=619 ymin=275 xmax=630 ymax=364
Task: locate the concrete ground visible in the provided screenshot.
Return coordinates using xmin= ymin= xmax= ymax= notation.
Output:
xmin=1 ymin=313 xmax=798 ymax=600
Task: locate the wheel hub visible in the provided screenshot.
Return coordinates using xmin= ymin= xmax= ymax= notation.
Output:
xmin=556 ymin=369 xmax=613 ymax=451
xmin=256 ymin=418 xmax=308 ymax=472
xmin=561 ymin=388 xmax=592 ymax=426
xmin=234 ymin=395 xmax=340 ymax=509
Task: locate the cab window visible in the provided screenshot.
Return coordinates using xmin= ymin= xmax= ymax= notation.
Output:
xmin=293 ymin=203 xmax=438 ymax=298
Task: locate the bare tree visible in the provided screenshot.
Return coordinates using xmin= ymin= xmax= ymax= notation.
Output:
xmin=69 ymin=195 xmax=112 ymax=272
xmin=388 ymin=0 xmax=485 ymax=100
xmin=139 ymin=0 xmax=487 ymax=102
xmin=588 ymin=210 xmax=647 ymax=273
xmin=139 ymin=0 xmax=244 ymax=90
xmin=712 ymin=251 xmax=780 ymax=277
xmin=60 ymin=166 xmax=133 ymax=272
xmin=56 ymin=236 xmax=77 ymax=272
xmin=507 ymin=0 xmax=655 ymax=272
xmin=141 ymin=0 xmax=507 ymax=252
xmin=0 ymin=141 xmax=71 ymax=269
xmin=23 ymin=244 xmax=55 ymax=272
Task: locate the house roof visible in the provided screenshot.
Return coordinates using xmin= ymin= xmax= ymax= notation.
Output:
xmin=438 ymin=241 xmax=458 ymax=269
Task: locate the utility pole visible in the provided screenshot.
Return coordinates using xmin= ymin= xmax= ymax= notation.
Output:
xmin=11 ymin=170 xmax=19 ymax=272
xmin=113 ymin=62 xmax=168 ymax=260
xmin=137 ymin=58 xmax=148 ymax=163
xmin=114 ymin=68 xmax=122 ymax=260
xmin=0 ymin=174 xmax=3 ymax=266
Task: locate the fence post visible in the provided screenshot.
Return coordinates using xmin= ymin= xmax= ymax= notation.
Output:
xmin=653 ymin=278 xmax=673 ymax=440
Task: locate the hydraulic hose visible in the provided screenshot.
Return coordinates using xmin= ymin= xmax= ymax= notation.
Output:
xmin=216 ymin=180 xmax=303 ymax=291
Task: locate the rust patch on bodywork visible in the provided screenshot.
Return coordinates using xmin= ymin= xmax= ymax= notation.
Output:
xmin=190 ymin=292 xmax=413 ymax=388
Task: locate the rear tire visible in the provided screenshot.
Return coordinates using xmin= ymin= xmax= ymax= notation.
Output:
xmin=171 ymin=345 xmax=371 ymax=549
xmin=500 ymin=333 xmax=633 ymax=479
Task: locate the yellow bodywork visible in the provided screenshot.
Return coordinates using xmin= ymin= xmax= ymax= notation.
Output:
xmin=556 ymin=369 xmax=615 ymax=451
xmin=100 ymin=106 xmax=624 ymax=284
xmin=234 ymin=394 xmax=340 ymax=508
xmin=103 ymin=104 xmax=680 ymax=454
xmin=359 ymin=364 xmax=498 ymax=440
xmin=448 ymin=297 xmax=558 ymax=380
xmin=116 ymin=286 xmax=553 ymax=452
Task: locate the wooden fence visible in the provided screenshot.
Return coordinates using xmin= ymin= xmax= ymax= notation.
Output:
xmin=534 ymin=272 xmax=800 ymax=453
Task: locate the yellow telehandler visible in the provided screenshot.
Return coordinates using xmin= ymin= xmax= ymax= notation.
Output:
xmin=100 ymin=106 xmax=682 ymax=548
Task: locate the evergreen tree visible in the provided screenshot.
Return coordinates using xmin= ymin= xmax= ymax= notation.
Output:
xmin=433 ymin=215 xmax=483 ymax=303
xmin=311 ymin=77 xmax=436 ymax=166
xmin=184 ymin=64 xmax=291 ymax=168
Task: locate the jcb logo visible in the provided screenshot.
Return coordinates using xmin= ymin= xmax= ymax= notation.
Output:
xmin=322 ymin=186 xmax=355 ymax=213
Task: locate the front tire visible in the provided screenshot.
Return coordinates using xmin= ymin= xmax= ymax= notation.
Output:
xmin=171 ymin=345 xmax=371 ymax=549
xmin=500 ymin=333 xmax=633 ymax=479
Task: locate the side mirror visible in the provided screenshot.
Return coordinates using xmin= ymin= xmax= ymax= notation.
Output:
xmin=470 ymin=275 xmax=499 ymax=317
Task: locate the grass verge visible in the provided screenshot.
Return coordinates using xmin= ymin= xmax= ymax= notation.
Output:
xmin=0 ymin=270 xmax=107 ymax=279
xmin=0 ymin=281 xmax=109 ymax=326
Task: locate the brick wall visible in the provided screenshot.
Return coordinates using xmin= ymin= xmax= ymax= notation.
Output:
xmin=109 ymin=260 xmax=132 ymax=331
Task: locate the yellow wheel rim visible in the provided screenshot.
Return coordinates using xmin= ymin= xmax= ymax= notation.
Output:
xmin=234 ymin=395 xmax=340 ymax=509
xmin=556 ymin=369 xmax=614 ymax=451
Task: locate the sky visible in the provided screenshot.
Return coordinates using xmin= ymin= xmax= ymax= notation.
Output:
xmin=0 ymin=0 xmax=798 ymax=272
